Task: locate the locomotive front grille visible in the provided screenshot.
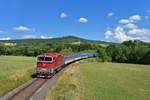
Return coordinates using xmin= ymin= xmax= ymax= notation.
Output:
xmin=36 ymin=68 xmax=53 ymax=74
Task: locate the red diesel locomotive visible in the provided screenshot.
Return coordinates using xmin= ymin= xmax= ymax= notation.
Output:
xmin=36 ymin=53 xmax=64 ymax=78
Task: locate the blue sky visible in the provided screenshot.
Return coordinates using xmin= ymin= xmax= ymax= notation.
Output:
xmin=0 ymin=0 xmax=150 ymax=43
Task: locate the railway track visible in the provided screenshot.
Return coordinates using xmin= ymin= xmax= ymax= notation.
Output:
xmin=1 ymin=66 xmax=68 ymax=100
xmin=8 ymin=78 xmax=48 ymax=100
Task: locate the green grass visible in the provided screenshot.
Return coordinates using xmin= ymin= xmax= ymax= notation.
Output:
xmin=80 ymin=62 xmax=150 ymax=100
xmin=46 ymin=61 xmax=83 ymax=100
xmin=0 ymin=56 xmax=36 ymax=97
xmin=46 ymin=59 xmax=150 ymax=100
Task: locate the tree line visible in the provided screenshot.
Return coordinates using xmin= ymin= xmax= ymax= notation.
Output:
xmin=0 ymin=43 xmax=100 ymax=56
xmin=97 ymin=40 xmax=150 ymax=64
xmin=0 ymin=40 xmax=150 ymax=64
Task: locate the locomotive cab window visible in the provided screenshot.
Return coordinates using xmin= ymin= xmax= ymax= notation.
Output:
xmin=37 ymin=56 xmax=53 ymax=62
xmin=45 ymin=57 xmax=53 ymax=62
xmin=38 ymin=57 xmax=45 ymax=61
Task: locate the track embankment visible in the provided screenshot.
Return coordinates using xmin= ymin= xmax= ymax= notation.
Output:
xmin=9 ymin=78 xmax=48 ymax=100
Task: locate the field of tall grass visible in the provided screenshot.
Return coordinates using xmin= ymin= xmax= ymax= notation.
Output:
xmin=0 ymin=56 xmax=36 ymax=97
xmin=46 ymin=61 xmax=82 ymax=100
xmin=46 ymin=58 xmax=150 ymax=100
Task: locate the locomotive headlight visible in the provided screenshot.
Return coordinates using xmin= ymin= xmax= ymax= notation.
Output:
xmin=36 ymin=68 xmax=41 ymax=73
xmin=48 ymin=69 xmax=51 ymax=73
xmin=36 ymin=68 xmax=38 ymax=71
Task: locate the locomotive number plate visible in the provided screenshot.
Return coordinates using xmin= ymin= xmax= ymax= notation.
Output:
xmin=41 ymin=68 xmax=47 ymax=71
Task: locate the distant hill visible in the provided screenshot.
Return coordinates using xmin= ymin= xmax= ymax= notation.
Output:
xmin=0 ymin=36 xmax=114 ymax=46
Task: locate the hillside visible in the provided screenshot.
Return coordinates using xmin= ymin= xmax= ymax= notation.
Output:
xmin=0 ymin=36 xmax=113 ymax=46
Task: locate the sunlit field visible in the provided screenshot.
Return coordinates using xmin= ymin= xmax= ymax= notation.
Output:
xmin=46 ymin=59 xmax=150 ymax=100
xmin=0 ymin=56 xmax=36 ymax=97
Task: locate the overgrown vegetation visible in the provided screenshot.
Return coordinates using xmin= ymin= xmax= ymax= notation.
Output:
xmin=46 ymin=62 xmax=82 ymax=100
xmin=0 ymin=56 xmax=36 ymax=97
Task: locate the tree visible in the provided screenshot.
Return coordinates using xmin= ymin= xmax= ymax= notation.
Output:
xmin=141 ymin=50 xmax=150 ymax=64
xmin=60 ymin=48 xmax=72 ymax=53
xmin=97 ymin=48 xmax=110 ymax=62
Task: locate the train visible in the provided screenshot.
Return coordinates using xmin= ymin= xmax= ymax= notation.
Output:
xmin=36 ymin=52 xmax=98 ymax=78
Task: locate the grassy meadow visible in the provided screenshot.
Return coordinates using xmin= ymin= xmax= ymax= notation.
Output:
xmin=46 ymin=59 xmax=150 ymax=100
xmin=0 ymin=56 xmax=36 ymax=97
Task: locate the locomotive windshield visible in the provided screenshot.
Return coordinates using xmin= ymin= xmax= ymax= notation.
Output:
xmin=37 ymin=56 xmax=53 ymax=62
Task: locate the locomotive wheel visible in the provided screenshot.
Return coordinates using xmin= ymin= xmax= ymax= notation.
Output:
xmin=55 ymin=69 xmax=58 ymax=74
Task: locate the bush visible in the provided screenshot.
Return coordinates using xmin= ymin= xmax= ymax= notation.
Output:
xmin=97 ymin=48 xmax=112 ymax=62
xmin=96 ymin=57 xmax=103 ymax=62
xmin=60 ymin=48 xmax=72 ymax=53
xmin=105 ymin=56 xmax=112 ymax=62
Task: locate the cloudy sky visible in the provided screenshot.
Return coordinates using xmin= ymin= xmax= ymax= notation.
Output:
xmin=0 ymin=0 xmax=150 ymax=43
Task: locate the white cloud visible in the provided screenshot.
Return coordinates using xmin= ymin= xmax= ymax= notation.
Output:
xmin=104 ymin=29 xmax=113 ymax=39
xmin=0 ymin=30 xmax=6 ymax=34
xmin=114 ymin=26 xmax=141 ymax=42
xmin=105 ymin=14 xmax=150 ymax=42
xmin=105 ymin=36 xmax=110 ymax=39
xmin=0 ymin=37 xmax=11 ymax=40
xmin=24 ymin=35 xmax=35 ymax=39
xmin=141 ymin=39 xmax=150 ymax=43
xmin=119 ymin=19 xmax=130 ymax=24
xmin=119 ymin=15 xmax=141 ymax=24
xmin=105 ymin=30 xmax=113 ymax=36
xmin=128 ymin=28 xmax=150 ymax=36
xmin=60 ymin=12 xmax=67 ymax=18
xmin=108 ymin=12 xmax=114 ymax=17
xmin=78 ymin=17 xmax=88 ymax=23
xmin=114 ymin=26 xmax=128 ymax=41
xmin=40 ymin=35 xmax=52 ymax=39
xmin=124 ymin=23 xmax=137 ymax=29
xmin=129 ymin=15 xmax=141 ymax=22
xmin=13 ymin=26 xmax=35 ymax=32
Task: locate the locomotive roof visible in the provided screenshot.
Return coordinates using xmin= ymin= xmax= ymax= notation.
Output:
xmin=38 ymin=52 xmax=63 ymax=57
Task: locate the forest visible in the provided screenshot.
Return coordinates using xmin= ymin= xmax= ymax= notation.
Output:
xmin=98 ymin=40 xmax=150 ymax=64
